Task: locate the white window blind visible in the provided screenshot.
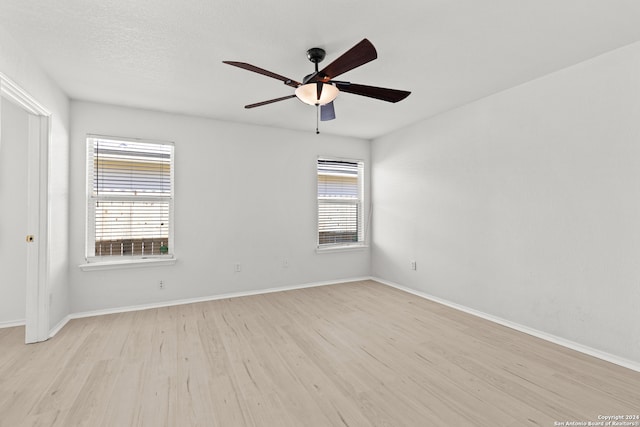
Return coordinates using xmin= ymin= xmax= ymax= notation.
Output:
xmin=317 ymin=158 xmax=364 ymax=247
xmin=86 ymin=136 xmax=174 ymax=260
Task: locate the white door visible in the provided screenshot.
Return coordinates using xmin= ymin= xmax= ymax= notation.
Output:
xmin=0 ymin=97 xmax=29 ymax=327
xmin=0 ymin=75 xmax=50 ymax=344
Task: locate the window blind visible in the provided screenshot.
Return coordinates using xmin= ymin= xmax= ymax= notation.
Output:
xmin=86 ymin=136 xmax=174 ymax=259
xmin=317 ymin=159 xmax=364 ymax=247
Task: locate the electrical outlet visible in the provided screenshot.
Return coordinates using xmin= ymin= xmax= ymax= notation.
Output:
xmin=159 ymin=280 xmax=165 ymax=289
xmin=410 ymin=260 xmax=417 ymax=270
xmin=282 ymin=259 xmax=289 ymax=269
xmin=234 ymin=263 xmax=242 ymax=272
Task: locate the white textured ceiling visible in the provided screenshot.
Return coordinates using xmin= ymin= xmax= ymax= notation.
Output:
xmin=2 ymin=1 xmax=640 ymax=139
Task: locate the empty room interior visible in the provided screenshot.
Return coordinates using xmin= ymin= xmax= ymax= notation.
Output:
xmin=1 ymin=1 xmax=640 ymax=426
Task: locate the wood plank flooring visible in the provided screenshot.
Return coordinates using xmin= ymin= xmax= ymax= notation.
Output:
xmin=1 ymin=280 xmax=638 ymax=426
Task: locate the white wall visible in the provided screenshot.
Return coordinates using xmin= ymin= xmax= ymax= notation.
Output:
xmin=372 ymin=41 xmax=640 ymax=364
xmin=69 ymin=101 xmax=371 ymax=313
xmin=0 ymin=26 xmax=70 ymax=332
xmin=0 ymin=98 xmax=28 ymax=324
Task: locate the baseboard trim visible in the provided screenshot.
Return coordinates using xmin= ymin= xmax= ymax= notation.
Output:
xmin=67 ymin=276 xmax=372 ymax=322
xmin=372 ymin=277 xmax=640 ymax=373
xmin=49 ymin=315 xmax=71 ymax=338
xmin=0 ymin=319 xmax=25 ymax=329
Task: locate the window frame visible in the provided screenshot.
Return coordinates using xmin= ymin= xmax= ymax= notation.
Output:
xmin=83 ymin=134 xmax=175 ymax=267
xmin=316 ymin=156 xmax=366 ymax=251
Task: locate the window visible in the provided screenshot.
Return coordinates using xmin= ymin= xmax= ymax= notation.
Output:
xmin=317 ymin=158 xmax=365 ymax=248
xmin=85 ymin=135 xmax=174 ymax=262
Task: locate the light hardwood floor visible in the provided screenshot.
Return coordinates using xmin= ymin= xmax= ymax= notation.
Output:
xmin=1 ymin=280 xmax=638 ymax=426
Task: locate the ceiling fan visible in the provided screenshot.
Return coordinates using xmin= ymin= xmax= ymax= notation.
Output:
xmin=223 ymin=38 xmax=411 ymax=132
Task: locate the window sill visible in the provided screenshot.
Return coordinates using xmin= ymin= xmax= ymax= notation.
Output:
xmin=316 ymin=244 xmax=368 ymax=254
xmin=79 ymin=257 xmax=177 ymax=272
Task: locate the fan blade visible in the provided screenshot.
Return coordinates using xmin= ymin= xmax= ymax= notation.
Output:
xmin=316 ymin=82 xmax=323 ymax=102
xmin=310 ymin=39 xmax=377 ymax=82
xmin=223 ymin=61 xmax=301 ymax=88
xmin=245 ymin=95 xmax=297 ymax=109
xmin=320 ymin=101 xmax=336 ymax=121
xmin=334 ymin=82 xmax=410 ymax=103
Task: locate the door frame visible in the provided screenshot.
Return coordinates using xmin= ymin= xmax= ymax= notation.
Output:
xmin=0 ymin=72 xmax=51 ymax=343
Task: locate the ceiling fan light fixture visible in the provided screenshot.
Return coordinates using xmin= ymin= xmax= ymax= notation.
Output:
xmin=295 ymin=83 xmax=339 ymax=106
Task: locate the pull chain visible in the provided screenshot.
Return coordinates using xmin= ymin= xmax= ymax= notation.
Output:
xmin=316 ymin=104 xmax=320 ymax=134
